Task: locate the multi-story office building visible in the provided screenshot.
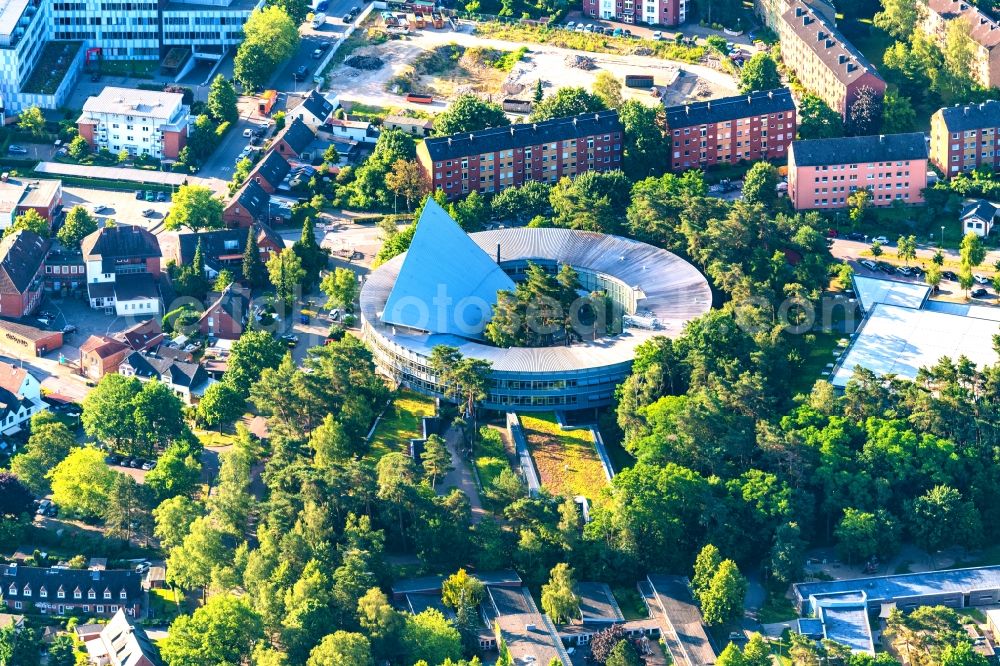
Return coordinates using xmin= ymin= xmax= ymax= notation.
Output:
xmin=77 ymin=87 xmax=189 ymax=159
xmin=416 ymin=110 xmax=623 ymax=199
xmin=776 ymin=1 xmax=886 ymax=117
xmin=930 ymin=101 xmax=1000 ymax=176
xmin=664 ymin=88 xmax=797 ymax=171
xmin=788 ymin=133 xmax=929 ymax=210
xmin=2 ymin=0 xmax=259 ymax=113
xmin=922 ymin=0 xmax=1000 ymax=90
xmin=580 ymin=0 xmax=685 ymax=27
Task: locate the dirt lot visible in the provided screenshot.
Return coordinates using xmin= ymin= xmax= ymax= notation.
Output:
xmin=326 ymin=25 xmax=737 ymax=111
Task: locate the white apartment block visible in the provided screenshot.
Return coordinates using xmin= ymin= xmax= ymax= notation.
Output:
xmin=77 ymin=86 xmax=189 ymax=159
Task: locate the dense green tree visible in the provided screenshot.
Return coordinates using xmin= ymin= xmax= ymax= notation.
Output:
xmin=739 ymin=53 xmax=781 ymax=93
xmin=50 ymin=448 xmax=116 ymax=519
xmin=197 ymin=381 xmax=246 ymax=430
xmin=908 ymin=485 xmax=981 ymax=551
xmin=67 ymin=135 xmax=90 ymax=160
xmin=4 ymin=209 xmax=49 ymax=238
xmin=699 ymin=559 xmax=746 ymax=626
xmin=798 ymin=94 xmax=843 ymax=139
xmin=226 ymin=329 xmax=285 ymax=396
xmin=17 ymin=106 xmax=45 ymax=136
xmin=620 ymin=100 xmax=669 ymax=180
xmin=960 ymin=231 xmax=986 ymax=268
xmin=321 ymin=267 xmax=359 ymax=310
xmin=292 ymin=217 xmax=328 ymax=289
xmin=0 ymin=473 xmax=33 ymax=519
xmin=165 ymin=515 xmax=231 ymax=592
xmin=242 ymin=227 xmax=267 ymax=288
xmin=874 ymin=0 xmax=923 ymax=39
xmin=307 ymin=632 xmax=373 ymax=666
xmin=717 ymin=643 xmax=748 ymax=666
xmin=234 ymin=6 xmax=300 ymax=91
xmin=161 ymin=595 xmax=263 ymax=666
xmin=144 ymin=438 xmax=202 ymax=501
xmin=592 ymin=72 xmax=624 ymax=109
xmin=549 ymin=169 xmax=630 ymax=234
xmin=402 ymin=609 xmax=462 ymax=666
xmin=165 ymin=184 xmax=224 ymax=231
xmin=357 ymin=588 xmax=406 ymax=661
xmin=384 ymin=158 xmax=428 ymax=212
xmin=490 ymin=180 xmax=552 ymax=223
xmin=104 ymin=472 xmax=148 ymax=542
xmin=541 ymin=562 xmax=579 ymax=623
xmin=421 ymin=434 xmax=452 ymax=488
xmin=153 ymin=495 xmax=205 ymax=550
xmin=10 ymin=416 xmax=76 ymax=496
xmin=448 ymin=190 xmax=486 ymax=231
xmin=435 ymin=94 xmax=509 ymax=134
xmin=741 ymin=162 xmax=780 ymax=210
xmin=529 ymin=86 xmax=606 ymax=121
xmin=345 ymin=130 xmax=417 ymax=209
xmin=46 ymin=635 xmax=75 ymax=666
xmin=606 ymin=639 xmax=643 ymax=666
xmin=207 ymin=75 xmax=238 ymax=124
xmin=267 ymin=247 xmax=306 ymax=307
xmin=57 ymin=205 xmax=98 ymax=248
xmin=882 ymin=91 xmax=917 ymax=133
xmin=266 ymin=0 xmax=310 ymax=24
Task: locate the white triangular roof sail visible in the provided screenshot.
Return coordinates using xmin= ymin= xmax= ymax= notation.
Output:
xmin=381 ymin=200 xmax=516 ymax=338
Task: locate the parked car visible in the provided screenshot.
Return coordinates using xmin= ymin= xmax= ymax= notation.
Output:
xmin=973 ymin=287 xmax=989 ymax=298
xmin=46 ymin=504 xmax=58 ymax=517
xmin=61 ymin=324 xmax=77 ymax=334
xmin=135 ymin=190 xmax=144 ymax=200
xmin=293 ymin=65 xmax=309 ymax=80
xmin=846 ymin=232 xmax=865 ymax=241
xmin=91 ymin=204 xmax=110 ymax=214
xmin=135 ymin=562 xmax=150 ymax=574
xmin=876 ymin=261 xmax=895 ymax=273
xmin=144 ymin=191 xmax=156 ymax=201
xmin=942 ymin=270 xmax=958 ymax=280
xmin=895 ymin=266 xmax=912 ymax=276
xmin=565 ymin=21 xmax=575 ymax=29
xmin=141 ymin=462 xmax=153 ymax=471
xmin=651 ymin=31 xmax=663 ymax=40
xmin=316 ymin=0 xmax=328 ymax=10
xmin=312 ymin=48 xmax=324 ymax=58
xmin=280 ymin=333 xmax=299 ymax=347
xmin=242 ymin=128 xmax=253 ymax=138
xmin=974 ymin=274 xmax=990 ymax=285
xmin=156 ymin=191 xmax=167 ymax=202
xmin=36 ymin=499 xmax=51 ymax=515
xmin=859 ymin=259 xmax=877 ymax=270
xmin=7 ymin=145 xmax=27 ymax=155
xmin=871 ymin=235 xmax=889 ymax=245
xmin=142 ymin=208 xmax=155 ymax=217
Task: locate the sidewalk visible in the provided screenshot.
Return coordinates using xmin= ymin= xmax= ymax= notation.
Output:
xmin=438 ymin=425 xmax=486 ymax=523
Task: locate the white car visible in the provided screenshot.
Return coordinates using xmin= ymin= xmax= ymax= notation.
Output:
xmin=652 ymin=30 xmax=663 ymax=40
xmin=242 ymin=128 xmax=253 ymax=138
xmin=860 ymin=259 xmax=877 ymax=270
xmin=974 ymin=274 xmax=990 ymax=285
xmin=871 ymin=236 xmax=889 ymax=245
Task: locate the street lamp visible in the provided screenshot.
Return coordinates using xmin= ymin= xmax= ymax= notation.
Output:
xmin=941 ymin=225 xmax=945 ymax=248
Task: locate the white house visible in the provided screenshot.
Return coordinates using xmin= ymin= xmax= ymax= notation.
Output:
xmin=77 ymin=87 xmax=190 ymax=159
xmin=961 ymin=199 xmax=997 ymax=238
xmin=0 ymin=362 xmax=46 ymax=435
xmin=287 ymin=90 xmax=337 ymax=130
xmin=323 ymin=118 xmax=378 ymax=144
xmin=81 ymin=225 xmax=163 ymax=316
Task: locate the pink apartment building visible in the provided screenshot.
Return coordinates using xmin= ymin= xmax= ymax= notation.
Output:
xmin=788 ymin=133 xmax=929 ymax=210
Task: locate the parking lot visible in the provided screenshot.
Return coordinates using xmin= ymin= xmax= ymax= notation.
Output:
xmin=62 ymin=186 xmax=173 ymax=231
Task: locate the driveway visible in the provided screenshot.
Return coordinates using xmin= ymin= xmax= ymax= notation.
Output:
xmin=197 ymin=96 xmax=273 ymax=189
xmin=439 ymin=424 xmax=486 ymax=523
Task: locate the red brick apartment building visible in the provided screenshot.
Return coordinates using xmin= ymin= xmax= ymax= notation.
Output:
xmin=777 ymin=1 xmax=886 ymax=117
xmin=580 ymin=0 xmax=685 ymax=26
xmin=664 ymin=88 xmax=797 ymax=172
xmin=416 ymin=111 xmax=624 ymax=199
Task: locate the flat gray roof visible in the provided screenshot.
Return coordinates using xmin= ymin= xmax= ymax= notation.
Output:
xmin=34 ymin=162 xmax=187 ymax=186
xmin=817 ymin=599 xmax=875 ymax=654
xmin=852 ymin=275 xmax=929 ymax=313
xmin=794 ymin=566 xmax=1000 ymax=606
xmin=576 ymin=582 xmax=625 ymax=623
xmin=646 ymin=575 xmax=717 ymax=666
xmin=832 ymin=303 xmax=1000 ymax=388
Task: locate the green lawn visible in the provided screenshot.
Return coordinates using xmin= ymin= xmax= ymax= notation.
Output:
xmin=149 ymin=586 xmax=197 ymax=624
xmin=790 ymin=330 xmax=841 ymax=397
xmin=97 ymin=59 xmax=157 ymax=78
xmin=474 ymin=426 xmax=512 ymax=492
xmin=368 ymin=389 xmax=437 ymax=459
xmin=521 ymin=412 xmax=608 ymax=501
xmin=597 ymin=410 xmax=634 ymax=474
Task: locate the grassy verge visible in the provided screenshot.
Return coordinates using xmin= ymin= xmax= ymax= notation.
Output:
xmin=195 ymin=428 xmax=240 ymax=448
xmin=597 ymin=410 xmax=634 ymax=474
xmin=368 ymin=389 xmax=436 ymax=458
xmin=521 ymin=412 xmax=607 ymax=501
xmin=98 ymin=59 xmax=157 ymax=79
xmin=790 ymin=330 xmax=841 ymax=397
xmin=473 ymin=22 xmax=706 ymax=63
xmin=474 ymin=425 xmax=511 ymax=491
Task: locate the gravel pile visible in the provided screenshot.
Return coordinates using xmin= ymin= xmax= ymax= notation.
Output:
xmin=564 ymin=54 xmax=595 ymax=70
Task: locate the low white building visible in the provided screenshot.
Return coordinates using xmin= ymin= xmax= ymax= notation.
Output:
xmin=286 ymin=90 xmax=336 ymax=130
xmin=0 ymin=361 xmax=46 ymax=435
xmin=961 ymin=199 xmax=997 ymax=238
xmin=77 ymin=87 xmax=190 ymax=160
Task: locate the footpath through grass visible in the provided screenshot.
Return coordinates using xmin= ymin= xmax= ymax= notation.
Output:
xmin=521 ymin=412 xmax=607 ymax=501
xmin=368 ymin=389 xmax=436 ymax=458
